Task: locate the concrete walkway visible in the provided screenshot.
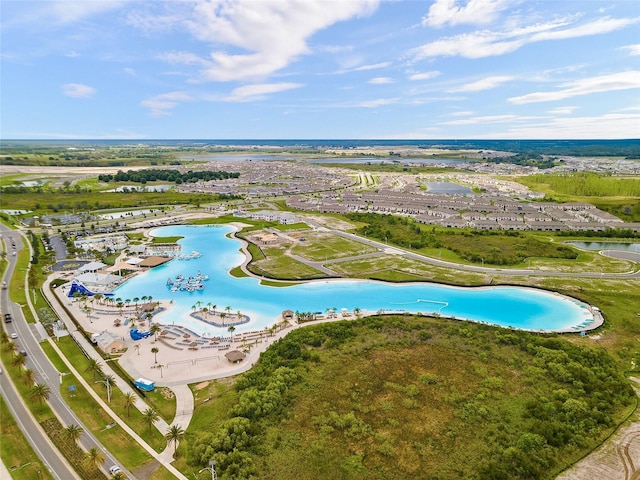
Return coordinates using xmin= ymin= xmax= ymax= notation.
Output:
xmin=42 ymin=275 xmax=192 ymax=476
xmin=45 ymin=337 xmax=187 ymax=479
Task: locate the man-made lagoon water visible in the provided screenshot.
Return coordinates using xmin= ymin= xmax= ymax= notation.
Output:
xmin=112 ymin=225 xmax=593 ymax=337
xmin=424 ymin=181 xmax=473 ymax=195
xmin=566 ymin=241 xmax=640 ymax=253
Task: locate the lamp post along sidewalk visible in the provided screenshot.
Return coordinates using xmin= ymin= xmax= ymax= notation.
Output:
xmin=198 ymin=460 xmax=217 ymax=480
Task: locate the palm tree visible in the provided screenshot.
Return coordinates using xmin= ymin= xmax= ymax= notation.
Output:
xmin=211 ymin=304 xmax=217 ymax=315
xmin=134 ymin=344 xmax=140 ymax=356
xmin=133 ymin=297 xmax=140 ymax=311
xmin=228 ymin=326 xmax=236 ymax=337
xmin=83 ymin=447 xmax=105 ymax=471
xmin=94 ymin=293 xmax=104 ymax=305
xmin=30 ymin=383 xmax=51 ymax=406
xmin=4 ymin=340 xmax=16 ymax=352
xmin=207 ymin=302 xmax=213 ymax=316
xmin=63 ymin=423 xmax=84 ymax=446
xmin=149 ymin=323 xmax=161 ymax=341
xmin=112 ymin=472 xmax=126 ymax=480
xmin=225 ymin=306 xmax=232 ymax=315
xmin=220 ymin=312 xmax=226 ymax=326
xmin=123 ymin=391 xmax=137 ymax=418
xmin=142 ymin=407 xmax=159 ymax=434
xmin=165 ymin=424 xmax=185 ymax=457
xmin=22 ymin=367 xmax=36 ymax=386
xmin=354 ymin=307 xmax=361 ymax=318
xmin=85 ymin=358 xmax=103 ymax=380
xmin=151 ymin=347 xmax=159 ymax=364
xmin=0 ymin=330 xmax=9 ymax=344
xmin=12 ymin=353 xmax=26 ymax=369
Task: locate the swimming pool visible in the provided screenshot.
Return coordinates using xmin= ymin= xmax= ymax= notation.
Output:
xmin=112 ymin=225 xmax=593 ymax=337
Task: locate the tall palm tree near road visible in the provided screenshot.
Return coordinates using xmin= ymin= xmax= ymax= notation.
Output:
xmin=22 ymin=367 xmax=36 ymax=386
xmin=30 ymin=383 xmax=51 ymax=406
xmin=165 ymin=424 xmax=185 ymax=457
xmin=123 ymin=391 xmax=137 ymax=418
xmin=85 ymin=358 xmax=103 ymax=380
xmin=142 ymin=407 xmax=159 ymax=434
xmin=83 ymin=447 xmax=105 ymax=471
xmin=63 ymin=423 xmax=84 ymax=446
xmin=151 ymin=347 xmax=159 ymax=364
xmin=12 ymin=353 xmax=26 ymax=369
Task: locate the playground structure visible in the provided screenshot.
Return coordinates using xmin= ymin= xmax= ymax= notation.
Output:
xmin=129 ymin=328 xmax=151 ymax=341
xmin=67 ymin=280 xmax=114 ymax=298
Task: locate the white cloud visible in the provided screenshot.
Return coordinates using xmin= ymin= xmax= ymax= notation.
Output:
xmin=411 ymin=16 xmax=639 ymax=60
xmin=62 ymin=83 xmax=96 ymax=98
xmin=424 ymin=0 xmax=511 ymax=28
xmin=224 ymin=82 xmax=304 ymax=102
xmin=449 ymin=110 xmax=474 ymax=116
xmin=368 ymin=77 xmax=394 ymax=84
xmin=350 ymin=62 xmax=391 ymax=72
xmin=157 ymin=51 xmax=210 ymax=67
xmin=49 ymin=0 xmax=128 ymax=24
xmin=621 ymin=44 xmax=640 ymax=56
xmin=547 ymin=106 xmax=577 ymax=115
xmin=408 ymin=71 xmax=441 ymax=81
xmin=442 ymin=114 xmax=529 ymax=125
xmin=185 ymin=0 xmax=380 ymax=82
xmin=355 ymin=98 xmax=399 ymax=108
xmin=489 ymin=112 xmax=640 ymax=139
xmin=123 ymin=67 xmax=137 ymax=76
xmin=509 ymin=70 xmax=640 ymax=104
xmin=448 ymin=75 xmax=513 ymax=92
xmin=140 ymin=91 xmax=193 ymax=117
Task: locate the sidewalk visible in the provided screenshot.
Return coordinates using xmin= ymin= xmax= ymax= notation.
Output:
xmin=43 ymin=275 xmax=192 ymax=470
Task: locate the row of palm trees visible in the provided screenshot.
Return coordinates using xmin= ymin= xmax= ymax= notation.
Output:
xmin=1 ymin=330 xmax=51 ymax=406
xmin=75 ymin=293 xmax=156 ymax=315
xmin=62 ymin=419 xmax=185 ymax=477
xmin=190 ymin=302 xmax=244 ymax=326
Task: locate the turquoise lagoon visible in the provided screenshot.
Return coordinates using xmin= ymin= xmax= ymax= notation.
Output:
xmin=112 ymin=225 xmax=593 ymax=337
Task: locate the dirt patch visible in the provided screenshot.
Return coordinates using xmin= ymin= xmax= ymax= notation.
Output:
xmin=301 ymin=214 xmax=355 ymax=231
xmin=194 ymin=381 xmax=210 ymax=391
xmin=132 ymin=459 xmax=161 ymax=479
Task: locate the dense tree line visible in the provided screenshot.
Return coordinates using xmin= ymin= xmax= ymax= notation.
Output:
xmin=187 ymin=318 xmax=634 ymax=479
xmin=485 ymin=153 xmax=558 ymax=169
xmin=97 ymin=169 xmax=239 ymax=185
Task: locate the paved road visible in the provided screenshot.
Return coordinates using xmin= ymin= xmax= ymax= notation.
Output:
xmin=0 ymin=227 xmax=131 ymax=479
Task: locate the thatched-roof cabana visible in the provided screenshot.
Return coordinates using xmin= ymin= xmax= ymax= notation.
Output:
xmin=224 ymin=350 xmax=246 ymax=364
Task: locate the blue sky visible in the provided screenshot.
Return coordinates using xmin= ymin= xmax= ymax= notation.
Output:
xmin=1 ymin=0 xmax=639 ymax=139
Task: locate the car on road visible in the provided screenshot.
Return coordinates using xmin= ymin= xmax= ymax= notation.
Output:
xmin=109 ymin=465 xmax=122 ymax=475
xmin=10 ymin=333 xmax=18 ymax=339
xmin=4 ymin=313 xmax=12 ymax=323
xmin=18 ymin=349 xmax=27 ymax=356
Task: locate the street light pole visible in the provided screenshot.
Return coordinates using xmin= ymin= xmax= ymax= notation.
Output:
xmin=198 ymin=460 xmax=217 ymax=480
xmin=95 ymin=379 xmax=112 ymax=403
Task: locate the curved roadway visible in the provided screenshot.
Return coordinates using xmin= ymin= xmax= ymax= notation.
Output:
xmin=0 ymin=226 xmax=132 ymax=479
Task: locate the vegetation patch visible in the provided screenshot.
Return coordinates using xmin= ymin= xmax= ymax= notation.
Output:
xmin=185 ymin=318 xmax=635 ymax=480
xmin=346 ymin=213 xmax=579 ymax=265
xmin=291 ymin=231 xmax=379 ymax=261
